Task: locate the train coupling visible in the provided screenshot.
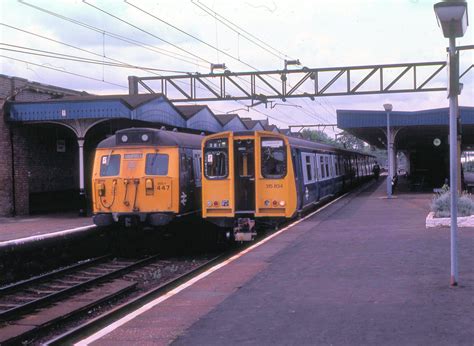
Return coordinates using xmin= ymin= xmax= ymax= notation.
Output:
xmin=233 ymin=218 xmax=256 ymax=241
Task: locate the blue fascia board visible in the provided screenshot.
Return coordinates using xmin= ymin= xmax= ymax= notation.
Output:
xmin=9 ymin=100 xmax=130 ymax=121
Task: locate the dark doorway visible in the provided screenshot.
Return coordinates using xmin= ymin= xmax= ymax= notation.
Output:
xmin=234 ymin=139 xmax=255 ymax=212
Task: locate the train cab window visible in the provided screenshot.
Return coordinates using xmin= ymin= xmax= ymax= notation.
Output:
xmin=204 ymin=138 xmax=229 ymax=179
xmin=145 ymin=153 xmax=169 ymax=175
xmin=100 ymin=154 xmax=120 ymax=176
xmin=261 ymin=138 xmax=286 ymax=179
xmin=204 ymin=151 xmax=228 ymax=179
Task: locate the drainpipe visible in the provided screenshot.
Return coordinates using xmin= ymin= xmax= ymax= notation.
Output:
xmin=9 ymin=127 xmax=16 ymax=216
xmin=78 ymin=138 xmax=87 ymax=216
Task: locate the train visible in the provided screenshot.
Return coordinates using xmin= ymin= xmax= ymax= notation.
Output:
xmin=202 ymin=131 xmax=375 ymax=241
xmin=91 ymin=128 xmax=375 ymax=240
xmin=91 ymin=128 xmax=203 ymax=227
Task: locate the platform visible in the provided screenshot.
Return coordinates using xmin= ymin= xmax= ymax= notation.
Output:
xmin=78 ymin=179 xmax=474 ymax=345
xmin=0 ymin=213 xmax=95 ymax=247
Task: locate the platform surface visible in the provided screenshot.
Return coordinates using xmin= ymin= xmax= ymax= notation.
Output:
xmin=85 ymin=180 xmax=474 ymax=346
xmin=0 ymin=212 xmax=94 ymax=243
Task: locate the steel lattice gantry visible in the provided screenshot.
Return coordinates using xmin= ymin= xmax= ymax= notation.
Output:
xmin=129 ymin=60 xmax=473 ymax=102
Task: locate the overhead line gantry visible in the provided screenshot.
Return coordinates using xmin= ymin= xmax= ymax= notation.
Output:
xmin=128 ymin=59 xmax=473 ymax=102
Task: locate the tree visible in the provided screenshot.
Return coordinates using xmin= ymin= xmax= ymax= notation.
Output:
xmin=335 ymin=131 xmax=366 ymax=151
xmin=300 ymin=129 xmax=338 ymax=146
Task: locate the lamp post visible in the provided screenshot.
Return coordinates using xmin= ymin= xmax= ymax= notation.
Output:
xmin=434 ymin=0 xmax=468 ymax=287
xmin=384 ymin=103 xmax=393 ymax=198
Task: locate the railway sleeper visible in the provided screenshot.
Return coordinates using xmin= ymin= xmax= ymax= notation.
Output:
xmin=0 ymin=279 xmax=136 ymax=345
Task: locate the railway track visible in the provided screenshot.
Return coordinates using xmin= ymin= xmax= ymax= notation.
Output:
xmin=0 ymin=254 xmax=166 ymax=345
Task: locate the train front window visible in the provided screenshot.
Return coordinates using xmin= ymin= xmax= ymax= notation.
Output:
xmin=145 ymin=153 xmax=169 ymax=175
xmin=204 ymin=151 xmax=228 ymax=179
xmin=261 ymin=138 xmax=286 ymax=179
xmin=100 ymin=154 xmax=120 ymax=176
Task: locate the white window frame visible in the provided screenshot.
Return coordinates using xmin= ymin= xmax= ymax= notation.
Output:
xmin=301 ymin=152 xmax=317 ymax=184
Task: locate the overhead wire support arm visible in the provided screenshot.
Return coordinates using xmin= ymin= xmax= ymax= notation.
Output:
xmin=128 ymin=60 xmax=472 ymax=101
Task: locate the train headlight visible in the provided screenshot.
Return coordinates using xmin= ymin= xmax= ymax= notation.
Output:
xmin=272 ymin=200 xmax=278 ymax=207
xmin=264 ymin=200 xmax=270 ymax=206
xmin=121 ymin=135 xmax=128 ymax=143
xmin=221 ymin=200 xmax=229 ymax=207
xmin=145 ymin=178 xmax=154 ymax=195
xmin=207 ymin=201 xmax=212 ymax=207
xmin=279 ymin=201 xmax=286 ymax=207
xmin=141 ymin=134 xmax=149 ymax=142
xmin=98 ymin=183 xmax=106 ymax=197
xmin=213 ymin=201 xmax=219 ymax=207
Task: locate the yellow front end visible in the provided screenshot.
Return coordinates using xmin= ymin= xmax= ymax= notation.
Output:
xmin=202 ymin=131 xmax=297 ymax=220
xmin=92 ymin=147 xmax=179 ymax=216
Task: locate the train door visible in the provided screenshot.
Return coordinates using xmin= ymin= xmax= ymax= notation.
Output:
xmin=192 ymin=149 xmax=202 ymax=207
xmin=179 ymin=150 xmax=195 ymax=214
xmin=234 ymin=139 xmax=255 ymax=212
xmin=292 ymin=148 xmax=304 ymax=211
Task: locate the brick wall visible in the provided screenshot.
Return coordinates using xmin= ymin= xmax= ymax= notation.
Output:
xmin=0 ymin=75 xmax=85 ymax=216
xmin=0 ymin=104 xmax=13 ymax=215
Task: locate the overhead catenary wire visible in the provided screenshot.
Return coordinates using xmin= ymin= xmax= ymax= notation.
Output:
xmin=0 ymin=43 xmax=193 ymax=73
xmin=81 ymin=0 xmax=214 ymax=65
xmin=190 ymin=0 xmax=291 ymax=61
xmin=16 ymin=1 xmax=209 ymax=69
xmin=1 ymin=54 xmax=128 ymax=89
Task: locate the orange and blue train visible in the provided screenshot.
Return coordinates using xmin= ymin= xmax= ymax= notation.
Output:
xmin=202 ymin=131 xmax=375 ymax=240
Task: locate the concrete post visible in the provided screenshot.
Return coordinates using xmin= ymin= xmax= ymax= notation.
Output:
xmin=386 ymin=112 xmax=392 ymax=198
xmin=448 ymin=36 xmax=459 ymax=286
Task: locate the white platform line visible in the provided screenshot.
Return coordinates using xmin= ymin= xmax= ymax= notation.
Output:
xmin=0 ymin=224 xmax=96 ymax=248
xmin=75 ymin=192 xmax=349 ymax=345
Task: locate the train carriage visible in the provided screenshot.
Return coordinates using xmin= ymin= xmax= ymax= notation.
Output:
xmin=202 ymin=131 xmax=374 ymax=241
xmin=92 ymin=128 xmax=202 ymax=228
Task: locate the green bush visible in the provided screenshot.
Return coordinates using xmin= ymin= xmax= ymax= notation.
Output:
xmin=431 ymin=192 xmax=474 ymax=218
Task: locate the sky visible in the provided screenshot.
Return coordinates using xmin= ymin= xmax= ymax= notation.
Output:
xmin=0 ymin=0 xmax=473 ymax=135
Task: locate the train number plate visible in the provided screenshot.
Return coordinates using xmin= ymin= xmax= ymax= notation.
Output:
xmin=266 ymin=183 xmax=283 ymax=189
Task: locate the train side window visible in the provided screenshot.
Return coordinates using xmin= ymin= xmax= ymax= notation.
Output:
xmin=313 ymin=154 xmax=319 ymax=180
xmin=302 ymin=153 xmax=315 ymax=184
xmin=319 ymin=155 xmax=327 ymax=179
xmin=204 ymin=150 xmax=228 ymax=179
xmin=100 ymin=154 xmax=120 ymax=176
xmin=261 ymin=138 xmax=286 ymax=179
xmin=145 ymin=153 xmax=169 ymax=175
xmin=325 ymin=156 xmax=330 ymax=177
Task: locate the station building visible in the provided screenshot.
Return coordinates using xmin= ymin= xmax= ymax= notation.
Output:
xmin=0 ymin=75 xmax=279 ymax=217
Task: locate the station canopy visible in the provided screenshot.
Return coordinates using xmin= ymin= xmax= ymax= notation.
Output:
xmin=337 ymin=107 xmax=474 ymax=150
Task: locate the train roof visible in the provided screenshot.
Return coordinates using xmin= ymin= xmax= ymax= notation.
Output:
xmin=229 ymin=130 xmax=374 ymax=157
xmin=97 ymin=128 xmax=203 ymax=149
xmin=285 ymin=136 xmax=374 ymax=157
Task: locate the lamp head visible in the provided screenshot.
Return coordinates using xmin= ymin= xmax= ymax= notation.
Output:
xmin=383 ymin=103 xmax=393 ymax=112
xmin=434 ymin=1 xmax=469 ymax=38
